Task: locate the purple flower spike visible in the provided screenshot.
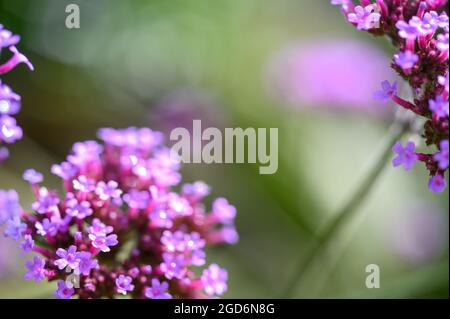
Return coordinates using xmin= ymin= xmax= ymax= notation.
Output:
xmin=201 ymin=264 xmax=228 ymax=296
xmin=54 ymin=280 xmax=74 ymax=299
xmin=392 ymin=141 xmax=418 ymax=171
xmin=23 ymin=169 xmax=43 ymax=184
xmin=428 ymin=175 xmax=446 ymax=193
xmin=54 ymin=246 xmax=79 ymax=271
xmin=144 ymin=279 xmax=172 ymax=299
xmin=429 ymin=95 xmax=449 ymax=119
xmin=347 ymin=5 xmax=381 ymax=30
xmin=116 ymin=275 xmax=135 ymax=295
xmin=434 ymin=140 xmax=449 ymax=170
xmin=373 ymin=80 xmax=398 ymax=103
xmin=394 ymin=51 xmax=419 ymax=70
xmin=24 ymin=256 xmax=46 ymax=282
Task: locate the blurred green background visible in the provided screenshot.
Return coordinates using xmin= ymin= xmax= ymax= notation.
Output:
xmin=0 ymin=0 xmax=448 ymax=298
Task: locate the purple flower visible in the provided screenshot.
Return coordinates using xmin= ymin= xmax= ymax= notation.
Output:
xmin=54 ymin=246 xmax=79 ymax=270
xmin=0 ymin=46 xmax=34 ymax=75
xmin=0 ymin=24 xmax=20 ymax=48
xmin=394 ymin=50 xmax=419 ymax=70
xmin=437 ymin=33 xmax=449 ymax=52
xmin=35 ymin=218 xmax=58 ymax=237
xmin=73 ymin=175 xmax=95 ymax=192
xmin=211 ymin=198 xmax=237 ymax=224
xmin=68 ymin=141 xmax=102 ymax=166
xmin=422 ymin=11 xmax=449 ymax=32
xmin=54 ymin=280 xmax=74 ymax=299
xmin=149 ymin=208 xmax=174 ymax=229
xmin=115 ymin=275 xmax=135 ymax=295
xmin=87 ymin=218 xmax=114 ymax=237
xmin=373 ymin=80 xmax=398 ymax=103
xmin=182 ymin=181 xmax=210 ymax=202
xmin=0 ymin=115 xmax=22 ymax=143
xmin=89 ymin=233 xmax=118 ymax=253
xmin=429 ymin=95 xmax=449 ymax=119
xmin=24 ymin=256 xmax=46 ymax=282
xmin=438 ymin=73 xmax=449 ymax=92
xmin=161 ymin=230 xmax=187 ymax=252
xmin=0 ymin=81 xmax=21 ymax=115
xmin=123 ymin=190 xmax=150 ymax=209
xmin=23 ymin=169 xmax=43 ymax=184
xmin=392 ymin=141 xmax=418 ymax=171
xmin=51 ymin=161 xmax=77 ymax=180
xmin=4 ymin=216 xmax=26 ymax=240
xmin=0 ymin=189 xmax=19 ymax=223
xmin=434 ymin=140 xmax=449 ymax=170
xmin=31 ymin=187 xmax=60 ymax=214
xmin=201 ymin=264 xmax=228 ymax=296
xmin=396 ymin=17 xmax=422 ymax=40
xmin=20 ymin=234 xmax=35 ymax=253
xmin=65 ymin=195 xmax=93 ymax=219
xmin=144 ymin=279 xmax=172 ymax=299
xmin=160 ymin=253 xmax=187 ymax=280
xmin=347 ymin=5 xmax=381 ymax=30
xmin=74 ymin=251 xmax=98 ymax=276
xmin=95 ymin=180 xmax=123 ymax=201
xmin=428 ymin=175 xmax=446 ymax=193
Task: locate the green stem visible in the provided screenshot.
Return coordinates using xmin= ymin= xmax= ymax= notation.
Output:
xmin=281 ymin=123 xmax=408 ymax=298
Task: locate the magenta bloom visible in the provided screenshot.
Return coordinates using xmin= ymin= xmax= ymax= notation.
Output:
xmin=201 ymin=264 xmax=228 ymax=296
xmin=392 ymin=141 xmax=418 ymax=171
xmin=54 ymin=246 xmax=79 ymax=271
xmin=0 ymin=25 xmax=33 ymax=162
xmin=428 ymin=175 xmax=447 ymax=193
xmin=54 ymin=280 xmax=74 ymax=299
xmin=434 ymin=140 xmax=449 ymax=170
xmin=394 ymin=51 xmax=419 ymax=70
xmin=266 ymin=40 xmax=394 ymax=114
xmin=24 ymin=256 xmax=46 ymax=282
xmin=1 ymin=127 xmax=237 ymax=298
xmin=429 ymin=95 xmax=449 ymax=119
xmin=347 ymin=5 xmax=381 ymax=30
xmin=144 ymin=279 xmax=172 ymax=299
xmin=373 ymin=80 xmax=398 ymax=103
xmin=116 ymin=275 xmax=135 ymax=295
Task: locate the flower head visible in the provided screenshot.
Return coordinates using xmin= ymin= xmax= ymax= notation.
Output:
xmin=24 ymin=256 xmax=46 ymax=282
xmin=1 ymin=127 xmax=237 ymax=299
xmin=201 ymin=264 xmax=228 ymax=296
xmin=347 ymin=5 xmax=381 ymax=30
xmin=428 ymin=174 xmax=447 ymax=193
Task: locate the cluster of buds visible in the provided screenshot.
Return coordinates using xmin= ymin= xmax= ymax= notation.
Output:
xmin=0 ymin=127 xmax=238 ymax=299
xmin=332 ymin=0 xmax=449 ymax=192
xmin=0 ymin=24 xmax=34 ymax=163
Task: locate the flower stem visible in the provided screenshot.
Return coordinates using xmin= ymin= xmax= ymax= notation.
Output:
xmin=281 ymin=123 xmax=408 ymax=298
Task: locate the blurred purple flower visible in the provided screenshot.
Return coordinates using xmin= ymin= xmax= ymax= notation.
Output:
xmin=265 ymin=40 xmax=395 ymax=114
xmin=390 ymin=203 xmax=448 ymax=265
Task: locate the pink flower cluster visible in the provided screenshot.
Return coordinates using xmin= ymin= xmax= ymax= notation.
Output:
xmin=333 ymin=0 xmax=449 ymax=192
xmin=0 ymin=24 xmax=34 ymax=163
xmin=0 ymin=127 xmax=238 ymax=299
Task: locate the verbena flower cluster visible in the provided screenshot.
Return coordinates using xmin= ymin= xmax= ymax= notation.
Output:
xmin=0 ymin=24 xmax=34 ymax=163
xmin=0 ymin=127 xmax=238 ymax=299
xmin=332 ymin=0 xmax=449 ymax=193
